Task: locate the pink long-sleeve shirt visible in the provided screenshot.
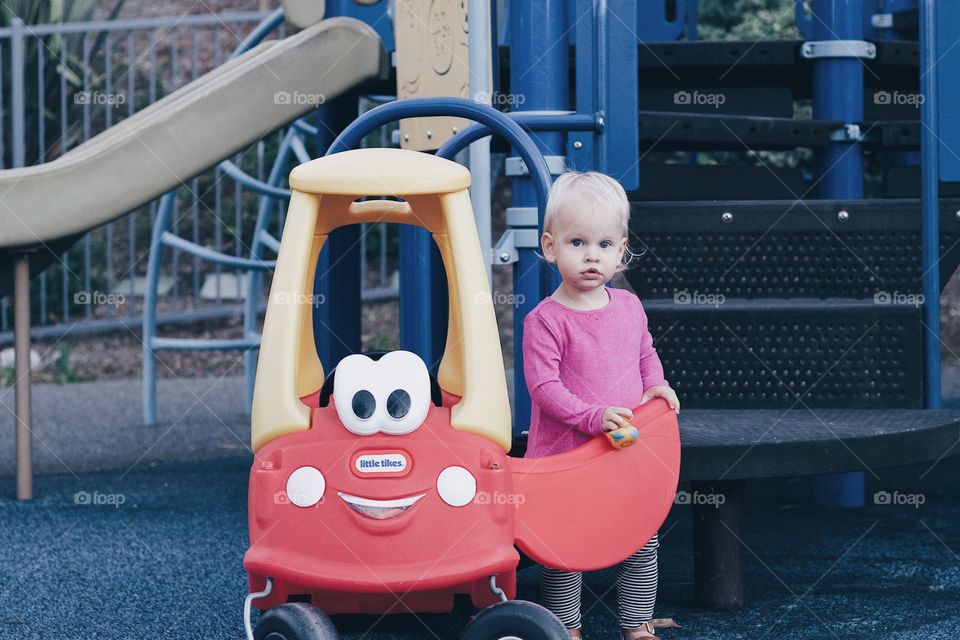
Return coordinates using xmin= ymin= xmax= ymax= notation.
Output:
xmin=523 ymin=286 xmax=669 ymax=458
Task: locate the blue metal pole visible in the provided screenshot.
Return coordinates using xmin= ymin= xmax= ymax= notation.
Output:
xmin=398 ymin=223 xmax=446 ymax=372
xmin=810 ymin=0 xmax=866 ymax=508
xmin=142 ymin=194 xmax=177 ymax=425
xmin=812 ymin=0 xmax=866 ymax=198
xmin=509 ymin=0 xmax=568 ymax=441
xmin=920 ymin=0 xmax=941 ymax=409
xmin=314 ymin=92 xmax=362 ymax=371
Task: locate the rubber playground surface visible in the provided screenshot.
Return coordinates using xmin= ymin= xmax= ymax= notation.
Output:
xmin=2 ymin=452 xmax=960 ymax=640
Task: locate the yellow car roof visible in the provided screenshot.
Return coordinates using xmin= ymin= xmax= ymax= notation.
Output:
xmin=289 ymin=147 xmax=471 ymax=196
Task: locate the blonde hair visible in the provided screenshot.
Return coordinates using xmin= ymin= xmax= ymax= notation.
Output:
xmin=541 ymin=170 xmax=642 ymax=271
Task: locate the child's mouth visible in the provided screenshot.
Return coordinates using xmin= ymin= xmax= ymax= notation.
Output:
xmin=582 ymin=269 xmax=601 ymax=278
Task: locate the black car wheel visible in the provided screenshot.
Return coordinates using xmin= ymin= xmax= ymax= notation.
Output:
xmin=461 ymin=600 xmax=569 ymax=640
xmin=254 ymin=603 xmax=339 ymax=640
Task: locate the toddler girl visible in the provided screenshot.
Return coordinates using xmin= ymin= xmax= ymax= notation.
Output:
xmin=522 ymin=170 xmax=680 ymax=640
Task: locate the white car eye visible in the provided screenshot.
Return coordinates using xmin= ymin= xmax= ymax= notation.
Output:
xmin=332 ymin=351 xmax=431 ymax=436
xmin=375 ymin=351 xmax=430 ymax=435
xmin=333 ymin=354 xmax=381 ymax=436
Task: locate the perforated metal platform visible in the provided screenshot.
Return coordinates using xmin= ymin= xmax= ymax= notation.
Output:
xmin=644 ymin=299 xmax=922 ymax=409
xmin=626 ymin=199 xmax=960 ymax=298
xmin=678 ymin=408 xmax=960 ymax=481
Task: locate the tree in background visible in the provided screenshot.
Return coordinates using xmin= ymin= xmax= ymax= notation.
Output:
xmin=697 ymin=0 xmax=800 ymax=40
xmin=0 ymin=0 xmax=125 ymax=167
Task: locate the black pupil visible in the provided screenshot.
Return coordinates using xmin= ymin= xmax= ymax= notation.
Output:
xmin=352 ymin=390 xmax=376 ymax=419
xmin=387 ymin=389 xmax=411 ymax=419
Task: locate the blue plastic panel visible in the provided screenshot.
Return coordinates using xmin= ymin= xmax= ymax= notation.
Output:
xmin=568 ymin=0 xmax=639 ymax=190
xmin=936 ymin=1 xmax=960 ymax=182
xmin=327 ymin=0 xmax=395 ymax=51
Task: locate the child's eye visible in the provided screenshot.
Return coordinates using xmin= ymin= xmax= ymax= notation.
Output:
xmin=571 ymin=239 xmax=582 ymax=247
xmin=600 ymin=241 xmax=612 ymax=249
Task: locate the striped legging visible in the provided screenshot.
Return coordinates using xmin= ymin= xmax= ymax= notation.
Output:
xmin=539 ymin=533 xmax=659 ymax=630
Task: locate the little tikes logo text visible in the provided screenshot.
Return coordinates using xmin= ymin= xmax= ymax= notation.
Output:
xmin=351 ymin=451 xmax=411 ymax=477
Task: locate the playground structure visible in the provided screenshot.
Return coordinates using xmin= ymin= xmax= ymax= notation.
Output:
xmin=1 ymin=0 xmax=960 ymax=618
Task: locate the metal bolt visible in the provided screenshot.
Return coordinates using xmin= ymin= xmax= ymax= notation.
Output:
xmin=451 ymin=126 xmax=458 ymax=133
xmin=403 ymin=134 xmax=410 ymax=142
xmin=802 ymin=43 xmax=813 ymax=56
xmin=721 ymin=211 xmax=733 ymax=223
xmin=573 ymin=140 xmax=583 ymax=149
xmin=426 ymin=130 xmax=432 ymax=139
xmin=955 ymin=210 xmax=960 ymax=222
xmin=499 ymin=252 xmax=511 ymax=263
xmin=837 ymin=210 xmax=849 ymax=222
xmin=597 ymin=115 xmax=605 ymax=129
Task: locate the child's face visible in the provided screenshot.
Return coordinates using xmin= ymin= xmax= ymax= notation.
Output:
xmin=542 ymin=198 xmax=627 ymax=292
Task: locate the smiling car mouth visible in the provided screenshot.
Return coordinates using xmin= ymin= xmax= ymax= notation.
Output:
xmin=337 ymin=491 xmax=426 ymax=519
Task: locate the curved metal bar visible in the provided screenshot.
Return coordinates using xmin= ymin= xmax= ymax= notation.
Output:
xmin=216 ymin=118 xmax=314 ymax=199
xmin=289 ymin=132 xmax=313 ymax=164
xmin=243 ymin=577 xmax=273 ymax=640
xmin=153 ymin=336 xmax=261 ymax=351
xmin=231 ymin=8 xmax=285 ymax=59
xmin=218 ymin=157 xmax=293 ymax=200
xmin=292 ymin=119 xmax=318 ymax=137
xmin=436 ymin=112 xmax=597 ymax=160
xmin=327 ymin=97 xmax=554 ymax=214
xmin=160 ymin=232 xmax=277 ymax=271
xmin=257 ymin=229 xmax=281 ymax=253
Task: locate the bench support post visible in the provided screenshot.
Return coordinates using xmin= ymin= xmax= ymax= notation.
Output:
xmin=693 ymin=479 xmax=743 ymax=609
xmin=14 ymin=252 xmax=33 ymax=500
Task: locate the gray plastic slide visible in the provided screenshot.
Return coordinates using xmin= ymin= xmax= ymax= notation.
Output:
xmin=0 ymin=16 xmax=387 ymax=295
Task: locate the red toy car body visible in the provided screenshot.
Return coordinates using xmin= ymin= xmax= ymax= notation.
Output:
xmin=242 ymin=149 xmax=680 ymax=640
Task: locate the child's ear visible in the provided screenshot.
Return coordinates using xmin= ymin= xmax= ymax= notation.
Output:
xmin=614 ymin=238 xmax=628 ymax=272
xmin=541 ymin=232 xmax=557 ymax=263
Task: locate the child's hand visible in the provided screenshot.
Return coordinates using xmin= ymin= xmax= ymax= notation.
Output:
xmin=601 ymin=406 xmax=634 ymax=432
xmin=641 ymin=385 xmax=680 ymax=414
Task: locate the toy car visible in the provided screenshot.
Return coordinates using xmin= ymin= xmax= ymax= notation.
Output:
xmin=243 ymin=148 xmax=681 ymax=640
